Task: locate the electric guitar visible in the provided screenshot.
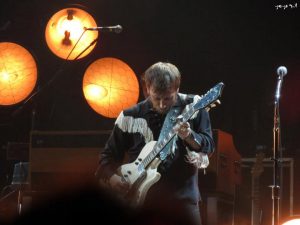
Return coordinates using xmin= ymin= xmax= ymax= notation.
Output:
xmin=251 ymin=152 xmax=265 ymax=225
xmin=117 ymin=82 xmax=225 ymax=206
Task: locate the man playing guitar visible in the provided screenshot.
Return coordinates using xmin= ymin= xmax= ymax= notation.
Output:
xmin=95 ymin=62 xmax=217 ymax=225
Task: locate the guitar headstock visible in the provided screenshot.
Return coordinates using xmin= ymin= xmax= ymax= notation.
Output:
xmin=194 ymin=82 xmax=225 ymax=111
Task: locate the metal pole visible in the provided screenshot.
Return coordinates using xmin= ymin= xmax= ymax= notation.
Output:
xmin=271 ymin=101 xmax=280 ymax=225
xmin=271 ymin=66 xmax=287 ymax=225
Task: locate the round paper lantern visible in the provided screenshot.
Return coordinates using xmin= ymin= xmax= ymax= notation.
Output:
xmin=45 ymin=7 xmax=98 ymax=60
xmin=0 ymin=42 xmax=37 ymax=105
xmin=83 ymin=58 xmax=140 ymax=118
xmin=282 ymin=217 xmax=300 ymax=225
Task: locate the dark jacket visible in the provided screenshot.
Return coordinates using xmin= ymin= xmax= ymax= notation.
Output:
xmin=95 ymin=93 xmax=214 ymax=204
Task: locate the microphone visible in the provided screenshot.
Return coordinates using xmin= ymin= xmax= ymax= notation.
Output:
xmin=275 ymin=66 xmax=287 ymax=100
xmin=276 ymin=66 xmax=288 ymax=78
xmin=85 ymin=25 xmax=123 ymax=33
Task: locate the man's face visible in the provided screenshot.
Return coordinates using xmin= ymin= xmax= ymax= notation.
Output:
xmin=148 ymin=86 xmax=178 ymax=114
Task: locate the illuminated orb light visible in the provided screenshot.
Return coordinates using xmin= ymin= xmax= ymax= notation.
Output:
xmin=45 ymin=7 xmax=98 ymax=60
xmin=83 ymin=57 xmax=140 ymax=118
xmin=282 ymin=216 xmax=300 ymax=225
xmin=0 ymin=42 xmax=37 ymax=106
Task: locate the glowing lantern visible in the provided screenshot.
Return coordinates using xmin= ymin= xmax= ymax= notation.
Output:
xmin=45 ymin=7 xmax=98 ymax=60
xmin=0 ymin=42 xmax=37 ymax=105
xmin=83 ymin=58 xmax=140 ymax=118
xmin=282 ymin=217 xmax=300 ymax=225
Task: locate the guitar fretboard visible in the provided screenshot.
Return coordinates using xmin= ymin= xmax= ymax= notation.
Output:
xmin=137 ymin=82 xmax=223 ymax=171
xmin=140 ymin=104 xmax=196 ymax=169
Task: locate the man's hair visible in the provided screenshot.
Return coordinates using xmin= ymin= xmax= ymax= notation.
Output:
xmin=144 ymin=62 xmax=181 ymax=93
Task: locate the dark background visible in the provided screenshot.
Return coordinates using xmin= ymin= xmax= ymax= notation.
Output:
xmin=0 ymin=0 xmax=299 ymax=223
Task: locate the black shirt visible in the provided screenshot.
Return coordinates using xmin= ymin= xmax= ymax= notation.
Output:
xmin=95 ymin=93 xmax=214 ymax=204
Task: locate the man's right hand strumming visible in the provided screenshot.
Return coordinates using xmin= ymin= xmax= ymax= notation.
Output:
xmin=109 ymin=174 xmax=130 ymax=193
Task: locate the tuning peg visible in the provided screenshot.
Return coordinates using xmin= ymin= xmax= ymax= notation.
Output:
xmin=210 ymin=100 xmax=221 ymax=108
xmin=205 ymin=105 xmax=214 ymax=111
xmin=205 ymin=100 xmax=221 ymax=112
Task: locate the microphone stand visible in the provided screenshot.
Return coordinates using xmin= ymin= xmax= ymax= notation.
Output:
xmin=74 ymin=38 xmax=98 ymax=60
xmin=12 ymin=29 xmax=89 ymax=119
xmin=271 ymin=73 xmax=285 ymax=225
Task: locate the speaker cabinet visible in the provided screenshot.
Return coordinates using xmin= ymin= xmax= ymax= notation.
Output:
xmin=199 ymin=129 xmax=242 ymax=196
xmin=199 ymin=129 xmax=241 ymax=225
xmin=29 ymin=130 xmax=110 ymax=191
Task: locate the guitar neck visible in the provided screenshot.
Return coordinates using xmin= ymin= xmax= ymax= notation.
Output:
xmin=251 ymin=176 xmax=262 ymax=225
xmin=139 ymin=82 xmax=224 ymax=169
xmin=141 ymin=104 xmax=197 ymax=168
xmin=251 ymin=152 xmax=265 ymax=225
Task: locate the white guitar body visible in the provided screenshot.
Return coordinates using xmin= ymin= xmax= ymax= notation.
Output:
xmin=118 ymin=141 xmax=162 ymax=206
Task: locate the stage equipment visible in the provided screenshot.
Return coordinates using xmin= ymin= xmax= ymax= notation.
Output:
xmin=271 ymin=66 xmax=288 ymax=225
xmin=0 ymin=42 xmax=37 ymax=105
xmin=239 ymin=157 xmax=294 ymax=225
xmin=82 ymin=57 xmax=139 ymax=118
xmin=11 ymin=162 xmax=29 ymax=215
xmin=251 ymin=152 xmax=265 ymax=225
xmin=29 ymin=130 xmax=110 ymax=191
xmin=45 ymin=7 xmax=98 ymax=60
xmin=199 ymin=129 xmax=241 ymax=225
xmin=6 ymin=142 xmax=29 ymax=161
xmin=85 ymin=25 xmax=123 ymax=33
